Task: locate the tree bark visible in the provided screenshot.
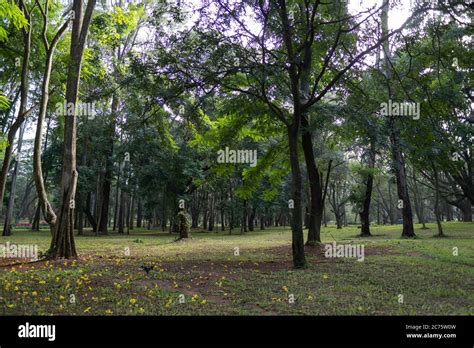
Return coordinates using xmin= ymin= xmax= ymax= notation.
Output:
xmin=97 ymin=95 xmax=119 ymax=234
xmin=50 ymin=0 xmax=97 ymax=258
xmin=248 ymin=206 xmax=256 ymax=231
xmin=3 ymin=122 xmax=26 ymax=236
xmin=136 ymin=198 xmax=143 ymax=227
xmin=381 ymin=0 xmax=415 ymax=237
xmin=431 ymin=162 xmax=444 ymax=237
xmin=459 ymin=199 xmax=472 ymax=222
xmin=359 ymin=142 xmax=376 ymax=236
xmin=301 ymin=115 xmax=323 ymax=245
xmin=288 ymin=126 xmax=306 ymax=268
xmin=241 ymin=199 xmax=247 ymax=233
xmin=32 ymin=4 xmax=69 ymax=236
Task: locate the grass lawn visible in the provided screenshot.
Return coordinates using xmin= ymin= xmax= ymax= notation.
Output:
xmin=0 ymin=222 xmax=472 ymax=315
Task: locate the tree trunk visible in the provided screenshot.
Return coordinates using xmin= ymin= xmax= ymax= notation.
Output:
xmin=359 ymin=142 xmax=375 ymax=236
xmin=3 ymin=122 xmax=26 ymax=236
xmin=220 ymin=189 xmax=225 ymax=231
xmin=432 ymin=162 xmax=444 ymax=237
xmin=287 ymin=125 xmax=306 ymax=268
xmin=411 ymin=169 xmax=427 ymax=228
xmin=129 ymin=194 xmax=134 ymax=231
xmin=381 ymin=0 xmax=415 ymax=238
xmin=118 ymin=189 xmax=125 ymax=234
xmin=301 ymin=116 xmax=323 ymax=245
xmin=241 ymin=199 xmax=247 ymax=233
xmin=50 ymin=0 xmax=97 ymax=259
xmin=208 ymin=194 xmax=214 ymax=231
xmin=97 ymin=95 xmax=118 ymax=234
xmin=248 ymin=206 xmax=256 ymax=231
xmin=84 ymin=192 xmax=97 ymax=231
xmin=32 ymin=10 xmax=69 ymax=237
xmin=136 ymin=199 xmax=143 ymax=227
xmin=32 ymin=203 xmax=40 ymax=231
xmin=459 ymin=199 xmax=472 ymax=222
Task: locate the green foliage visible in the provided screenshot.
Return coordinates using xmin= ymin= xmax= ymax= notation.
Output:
xmin=0 ymin=0 xmax=29 ymax=42
xmin=0 ymin=91 xmax=10 ymax=109
xmin=91 ymin=5 xmax=144 ymax=48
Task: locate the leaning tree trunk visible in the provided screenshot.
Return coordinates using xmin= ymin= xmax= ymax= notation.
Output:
xmin=50 ymin=0 xmax=97 ymax=259
xmin=32 ymin=9 xmax=69 ymax=236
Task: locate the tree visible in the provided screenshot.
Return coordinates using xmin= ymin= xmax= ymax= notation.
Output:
xmin=33 ymin=0 xmax=71 ymax=236
xmin=49 ymin=0 xmax=97 ymax=259
xmin=381 ymin=0 xmax=415 ymax=237
xmin=0 ymin=0 xmax=33 ymax=207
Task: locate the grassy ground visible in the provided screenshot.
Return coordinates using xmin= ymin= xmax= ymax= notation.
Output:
xmin=0 ymin=222 xmax=472 ymax=315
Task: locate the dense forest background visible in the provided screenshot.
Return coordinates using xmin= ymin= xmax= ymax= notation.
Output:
xmin=0 ymin=0 xmax=472 ymax=267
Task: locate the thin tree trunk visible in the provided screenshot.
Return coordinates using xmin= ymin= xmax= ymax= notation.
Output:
xmin=431 ymin=162 xmax=444 ymax=237
xmin=129 ymin=194 xmax=134 ymax=231
xmin=137 ymin=199 xmax=142 ymax=227
xmin=32 ymin=203 xmax=40 ymax=231
xmin=248 ymin=206 xmax=256 ymax=231
xmin=241 ymin=199 xmax=247 ymax=233
xmin=3 ymin=122 xmax=26 ymax=236
xmin=208 ymin=194 xmax=214 ymax=231
xmin=118 ymin=189 xmax=125 ymax=234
